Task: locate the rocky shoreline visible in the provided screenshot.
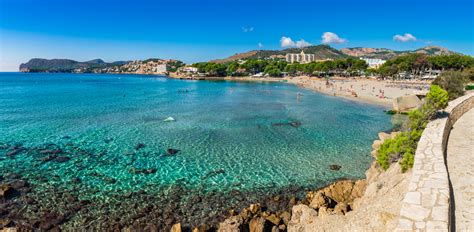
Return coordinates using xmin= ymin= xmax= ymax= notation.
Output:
xmin=0 ymin=137 xmax=375 ymax=232
xmin=181 ymin=131 xmax=407 ymax=232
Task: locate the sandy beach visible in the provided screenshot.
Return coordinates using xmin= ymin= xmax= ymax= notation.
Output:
xmin=287 ymin=76 xmax=431 ymax=107
xmin=170 ymin=75 xmax=431 ymax=108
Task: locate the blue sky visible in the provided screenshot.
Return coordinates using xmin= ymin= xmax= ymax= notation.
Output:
xmin=0 ymin=0 xmax=473 ymax=71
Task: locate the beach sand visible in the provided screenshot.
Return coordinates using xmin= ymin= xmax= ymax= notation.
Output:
xmin=287 ymin=76 xmax=431 ymax=108
xmin=169 ymin=75 xmax=431 ymax=108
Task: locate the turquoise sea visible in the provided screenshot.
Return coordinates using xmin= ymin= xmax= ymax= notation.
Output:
xmin=0 ymin=73 xmax=394 ymax=229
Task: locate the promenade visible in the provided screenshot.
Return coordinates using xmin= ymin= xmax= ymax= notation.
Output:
xmin=447 ymin=108 xmax=474 ymax=231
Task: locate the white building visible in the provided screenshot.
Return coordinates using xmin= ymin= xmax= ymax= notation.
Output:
xmin=178 ymin=66 xmax=198 ymax=74
xmin=361 ymin=58 xmax=386 ymax=69
xmin=155 ymin=64 xmax=168 ymax=74
xmin=285 ymin=51 xmax=316 ymax=64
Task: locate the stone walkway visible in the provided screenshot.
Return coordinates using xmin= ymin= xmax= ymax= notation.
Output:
xmin=447 ymin=108 xmax=474 ymax=231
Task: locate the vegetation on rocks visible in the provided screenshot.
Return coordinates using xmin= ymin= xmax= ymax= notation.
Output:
xmin=377 ymin=85 xmax=449 ymax=172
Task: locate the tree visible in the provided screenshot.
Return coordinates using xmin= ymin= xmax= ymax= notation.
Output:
xmin=264 ymin=65 xmax=282 ymax=77
xmin=433 ymin=71 xmax=468 ymax=100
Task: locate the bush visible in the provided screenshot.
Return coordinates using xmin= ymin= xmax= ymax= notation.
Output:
xmin=377 ymin=85 xmax=449 ymax=172
xmin=462 ymin=67 xmax=474 ymax=81
xmin=433 ymin=71 xmax=468 ymax=100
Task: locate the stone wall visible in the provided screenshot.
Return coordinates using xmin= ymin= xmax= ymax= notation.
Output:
xmin=396 ymin=93 xmax=474 ymax=231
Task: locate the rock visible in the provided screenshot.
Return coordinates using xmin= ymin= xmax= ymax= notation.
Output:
xmin=54 ymin=156 xmax=70 ymax=162
xmin=170 ymin=223 xmax=181 ymax=232
xmin=289 ymin=121 xmax=302 ymax=128
xmin=166 ymin=148 xmax=180 ymax=155
xmin=218 ymin=215 xmax=242 ymax=232
xmin=288 ymin=205 xmax=318 ymax=230
xmin=239 ymin=208 xmax=251 ymax=222
xmin=350 ymin=180 xmax=367 ymax=199
xmin=271 ymin=226 xmax=280 ymax=232
xmin=40 ymin=149 xmax=63 ymax=155
xmin=202 ymin=169 xmax=225 ymax=179
xmin=329 ymin=164 xmax=341 ymax=171
xmin=371 ymin=140 xmax=383 ymax=150
xmin=279 ymin=211 xmax=291 ymax=225
xmin=249 ymin=217 xmax=266 ymax=232
xmin=321 ymin=180 xmax=355 ymax=204
xmin=392 ymin=95 xmax=421 ymax=112
xmin=317 ymin=206 xmax=330 ymax=218
xmin=333 ymin=202 xmax=350 ymax=215
xmin=266 ymin=214 xmax=281 ymax=225
xmin=309 ymin=192 xmax=332 ymax=209
xmin=135 ymin=143 xmax=146 ymax=150
xmin=103 ymin=177 xmax=117 ymax=184
xmin=6 ymin=148 xmax=24 ymax=157
xmin=366 ymin=162 xmax=382 ymax=184
xmin=378 ymin=132 xmax=391 ymax=141
xmin=278 ymin=224 xmax=286 ymax=230
xmin=128 ymin=167 xmax=157 ymax=175
xmin=145 ymin=168 xmax=157 ymax=174
xmin=0 ymin=184 xmax=14 ymax=199
xmin=289 ymin=197 xmax=297 ymax=206
xmin=249 ymin=203 xmax=261 ymax=214
xmin=71 ymin=177 xmax=81 ymax=184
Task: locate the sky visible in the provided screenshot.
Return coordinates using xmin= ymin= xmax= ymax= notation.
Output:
xmin=0 ymin=0 xmax=473 ymax=71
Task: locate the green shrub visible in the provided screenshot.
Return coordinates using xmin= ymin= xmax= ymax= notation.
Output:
xmin=401 ymin=150 xmax=415 ymax=172
xmin=377 ymin=85 xmax=449 ymax=172
xmin=433 ymin=71 xmax=468 ymax=100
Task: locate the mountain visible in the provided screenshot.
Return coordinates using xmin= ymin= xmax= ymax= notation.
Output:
xmin=340 ymin=46 xmax=456 ymax=60
xmin=19 ymin=58 xmax=118 ymax=72
xmin=210 ymin=45 xmax=348 ymax=63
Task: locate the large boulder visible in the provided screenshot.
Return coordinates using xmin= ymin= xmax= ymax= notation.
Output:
xmin=392 ymin=95 xmax=421 ymax=112
xmin=218 ymin=216 xmax=243 ymax=232
xmin=249 ymin=217 xmax=267 ymax=232
xmin=309 ymin=192 xmax=333 ymax=209
xmin=288 ymin=205 xmax=318 ymax=231
xmin=170 ymin=223 xmax=181 ymax=232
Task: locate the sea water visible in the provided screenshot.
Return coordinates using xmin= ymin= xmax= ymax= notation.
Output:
xmin=0 ymin=73 xmax=393 ymax=228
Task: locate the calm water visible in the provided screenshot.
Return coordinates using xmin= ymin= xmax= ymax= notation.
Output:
xmin=0 ymin=73 xmax=393 ymax=228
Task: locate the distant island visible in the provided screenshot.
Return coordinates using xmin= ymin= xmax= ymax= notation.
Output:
xmin=19 ymin=58 xmax=184 ymax=74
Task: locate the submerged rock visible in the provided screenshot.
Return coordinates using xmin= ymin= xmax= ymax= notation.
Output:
xmin=103 ymin=177 xmax=117 ymax=184
xmin=166 ymin=148 xmax=180 ymax=155
xmin=71 ymin=177 xmax=81 ymax=184
xmin=271 ymin=121 xmax=302 ymax=128
xmin=40 ymin=149 xmax=63 ymax=155
xmin=0 ymin=184 xmax=14 ymax=199
xmin=40 ymin=154 xmax=57 ymax=163
xmin=202 ymin=169 xmax=225 ymax=179
xmin=6 ymin=148 xmax=25 ymax=157
xmin=55 ymin=156 xmax=71 ymax=163
xmin=329 ymin=164 xmax=341 ymax=171
xmin=289 ymin=121 xmax=302 ymax=128
xmin=135 ymin=143 xmax=146 ymax=150
xmin=128 ymin=167 xmax=157 ymax=175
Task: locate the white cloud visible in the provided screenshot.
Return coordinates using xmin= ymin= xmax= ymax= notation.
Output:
xmin=258 ymin=42 xmax=263 ymax=48
xmin=280 ymin=36 xmax=312 ymax=48
xmin=242 ymin=27 xmax=254 ymax=32
xmin=295 ymin=39 xmax=311 ymax=48
xmin=280 ymin=36 xmax=295 ymax=48
xmin=321 ymin=32 xmax=347 ymax=44
xmin=393 ymin=33 xmax=417 ymax=42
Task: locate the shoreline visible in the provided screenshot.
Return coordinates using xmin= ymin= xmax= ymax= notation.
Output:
xmin=168 ymin=75 xmax=430 ymax=109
